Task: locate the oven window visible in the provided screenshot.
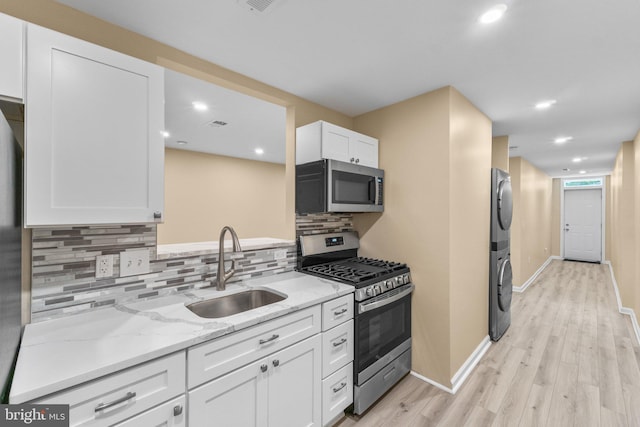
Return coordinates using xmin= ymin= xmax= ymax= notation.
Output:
xmin=355 ymin=292 xmax=411 ymax=374
xmin=332 ymin=171 xmax=374 ymax=204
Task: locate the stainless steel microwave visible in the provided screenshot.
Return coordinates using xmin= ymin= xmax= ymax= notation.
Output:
xmin=296 ymin=159 xmax=384 ymax=213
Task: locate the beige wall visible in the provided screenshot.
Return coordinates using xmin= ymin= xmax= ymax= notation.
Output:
xmin=509 ymin=157 xmax=552 ymax=286
xmin=551 ymin=178 xmax=562 ymax=256
xmin=492 ymin=136 xmax=509 ymax=171
xmin=158 ymin=149 xmax=287 ymax=244
xmin=448 ymin=88 xmax=492 ymax=375
xmin=352 ymin=87 xmax=491 ymax=387
xmin=610 ymin=141 xmax=636 ymax=312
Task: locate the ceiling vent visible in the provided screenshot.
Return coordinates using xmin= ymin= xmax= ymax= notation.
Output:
xmin=207 ymin=120 xmax=228 ymax=127
xmin=237 ymin=0 xmax=278 ymax=13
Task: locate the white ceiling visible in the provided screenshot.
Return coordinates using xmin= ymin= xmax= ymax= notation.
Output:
xmin=165 ymin=69 xmax=286 ymax=164
xmin=56 ymin=0 xmax=640 ymax=177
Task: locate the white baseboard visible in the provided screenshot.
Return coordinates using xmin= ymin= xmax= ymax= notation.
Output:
xmin=410 ymin=335 xmax=491 ymax=395
xmin=512 ymin=256 xmax=558 ymax=293
xmin=603 ymin=261 xmax=640 ymax=346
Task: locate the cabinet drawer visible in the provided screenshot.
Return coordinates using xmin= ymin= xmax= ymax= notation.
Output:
xmin=322 ymin=362 xmax=353 ymax=426
xmin=188 ymin=306 xmax=321 ymax=388
xmin=114 ymin=395 xmax=185 ymax=427
xmin=322 ymin=319 xmax=354 ymax=378
xmin=35 ymin=352 xmax=185 ymax=427
xmin=322 ymin=294 xmax=354 ymax=331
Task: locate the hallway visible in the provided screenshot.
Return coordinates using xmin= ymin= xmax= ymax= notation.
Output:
xmin=337 ymin=260 xmax=640 ymax=426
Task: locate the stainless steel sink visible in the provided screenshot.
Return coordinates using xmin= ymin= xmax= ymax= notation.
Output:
xmin=186 ymin=289 xmax=286 ymax=318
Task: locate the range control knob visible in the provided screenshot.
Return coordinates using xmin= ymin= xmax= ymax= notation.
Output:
xmin=393 ymin=277 xmax=401 ymax=286
xmin=366 ymin=287 xmax=374 ymax=297
xmin=374 ymin=285 xmax=382 ymax=295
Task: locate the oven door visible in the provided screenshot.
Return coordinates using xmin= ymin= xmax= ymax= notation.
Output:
xmin=354 ymin=283 xmax=413 ymax=384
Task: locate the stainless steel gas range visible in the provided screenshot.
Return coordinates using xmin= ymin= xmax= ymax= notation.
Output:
xmin=298 ymin=231 xmax=414 ymax=415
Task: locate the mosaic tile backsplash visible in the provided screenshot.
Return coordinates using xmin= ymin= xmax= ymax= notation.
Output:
xmin=31 ymin=225 xmax=296 ymax=322
xmin=295 ymin=213 xmax=354 ymax=237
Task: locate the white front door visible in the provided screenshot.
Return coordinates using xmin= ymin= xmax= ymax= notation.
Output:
xmin=564 ymin=188 xmax=602 ymax=262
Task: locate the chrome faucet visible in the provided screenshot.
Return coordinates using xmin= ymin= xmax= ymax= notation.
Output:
xmin=215 ymin=226 xmax=242 ymax=291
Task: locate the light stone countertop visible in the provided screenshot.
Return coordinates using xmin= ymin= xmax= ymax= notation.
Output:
xmin=156 ymin=237 xmax=295 ymax=259
xmin=10 ymin=271 xmax=353 ymax=403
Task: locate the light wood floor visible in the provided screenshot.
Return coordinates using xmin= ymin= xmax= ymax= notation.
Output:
xmin=337 ymin=260 xmax=640 ymax=427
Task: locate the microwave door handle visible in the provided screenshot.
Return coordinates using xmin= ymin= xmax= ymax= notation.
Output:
xmin=369 ymin=178 xmax=375 ymax=203
xmin=358 ymin=284 xmax=414 ymax=314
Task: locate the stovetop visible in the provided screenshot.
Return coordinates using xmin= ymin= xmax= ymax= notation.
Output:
xmin=302 ymin=257 xmax=407 ymax=285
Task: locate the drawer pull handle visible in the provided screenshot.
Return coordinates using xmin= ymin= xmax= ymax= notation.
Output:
xmin=333 ymin=308 xmax=348 ymax=316
xmin=260 ymin=364 xmax=268 ymax=373
xmin=273 ymin=359 xmax=280 ymax=367
xmin=333 ymin=382 xmax=347 ymax=393
xmin=332 ymin=337 xmax=348 ymax=347
xmin=94 ymin=391 xmax=136 ymax=412
xmin=173 ymin=405 xmax=183 ymax=416
xmin=259 ymin=334 xmax=279 ymax=345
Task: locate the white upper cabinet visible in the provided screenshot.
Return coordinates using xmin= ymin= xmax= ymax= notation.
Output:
xmin=0 ymin=12 xmax=24 ymax=101
xmin=25 ymin=24 xmax=164 ymax=227
xmin=296 ymin=121 xmax=379 ymax=168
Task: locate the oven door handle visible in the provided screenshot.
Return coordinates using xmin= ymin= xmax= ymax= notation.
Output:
xmin=358 ymin=284 xmax=414 ymax=314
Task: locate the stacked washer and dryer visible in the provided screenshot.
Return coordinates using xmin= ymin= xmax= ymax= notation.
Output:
xmin=489 ymin=168 xmax=514 ymax=341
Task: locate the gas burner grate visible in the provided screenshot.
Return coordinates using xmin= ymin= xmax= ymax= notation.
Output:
xmin=356 ymin=257 xmax=407 ymax=271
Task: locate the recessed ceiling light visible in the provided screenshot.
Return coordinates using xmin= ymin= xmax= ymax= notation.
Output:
xmin=572 ymin=157 xmax=582 ymax=163
xmin=554 ymin=136 xmax=573 ymax=144
xmin=192 ymin=102 xmax=208 ymax=111
xmin=177 ymin=140 xmax=188 ymax=145
xmin=562 ymin=168 xmax=571 ymax=172
xmin=579 ymin=170 xmax=587 ymax=174
xmin=479 ymin=4 xmax=508 ymax=24
xmin=161 ymin=131 xmax=170 ymax=138
xmin=255 ymin=148 xmax=264 ymax=155
xmin=535 ymin=100 xmax=557 ymax=110
xmin=509 ymin=145 xmax=518 ymax=150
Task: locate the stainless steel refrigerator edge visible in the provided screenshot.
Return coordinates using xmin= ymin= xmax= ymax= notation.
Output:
xmin=0 ymin=108 xmax=22 ymax=402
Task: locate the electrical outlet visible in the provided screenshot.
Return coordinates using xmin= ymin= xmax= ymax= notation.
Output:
xmin=96 ymin=255 xmax=114 ymax=279
xmin=274 ymin=249 xmax=287 ymax=260
xmin=120 ymin=249 xmax=150 ymax=277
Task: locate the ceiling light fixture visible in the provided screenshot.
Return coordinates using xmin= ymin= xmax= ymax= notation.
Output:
xmin=562 ymin=168 xmax=571 ymax=172
xmin=255 ymin=148 xmax=264 ymax=155
xmin=554 ymin=136 xmax=573 ymax=144
xmin=579 ymin=170 xmax=587 ymax=174
xmin=479 ymin=4 xmax=508 ymax=24
xmin=572 ymin=157 xmax=582 ymax=163
xmin=177 ymin=140 xmax=188 ymax=145
xmin=535 ymin=100 xmax=557 ymax=110
xmin=161 ymin=131 xmax=170 ymax=138
xmin=192 ymin=102 xmax=208 ymax=111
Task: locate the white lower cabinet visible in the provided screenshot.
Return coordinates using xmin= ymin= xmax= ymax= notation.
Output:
xmin=189 ymin=334 xmax=322 ymax=427
xmin=321 ymin=363 xmax=353 ymax=425
xmin=34 ymin=352 xmax=186 ymax=427
xmin=320 ymin=295 xmax=355 ymax=426
xmin=114 ymin=396 xmax=185 ymax=427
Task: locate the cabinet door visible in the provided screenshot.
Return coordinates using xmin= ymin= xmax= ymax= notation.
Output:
xmin=349 ymin=133 xmax=378 ymax=168
xmin=321 ymin=122 xmax=351 ymax=163
xmin=0 ymin=13 xmax=23 ymax=101
xmin=189 ymin=358 xmax=268 ymax=427
xmin=268 ymin=335 xmax=322 ymax=427
xmin=25 ymin=24 xmax=164 ymax=226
